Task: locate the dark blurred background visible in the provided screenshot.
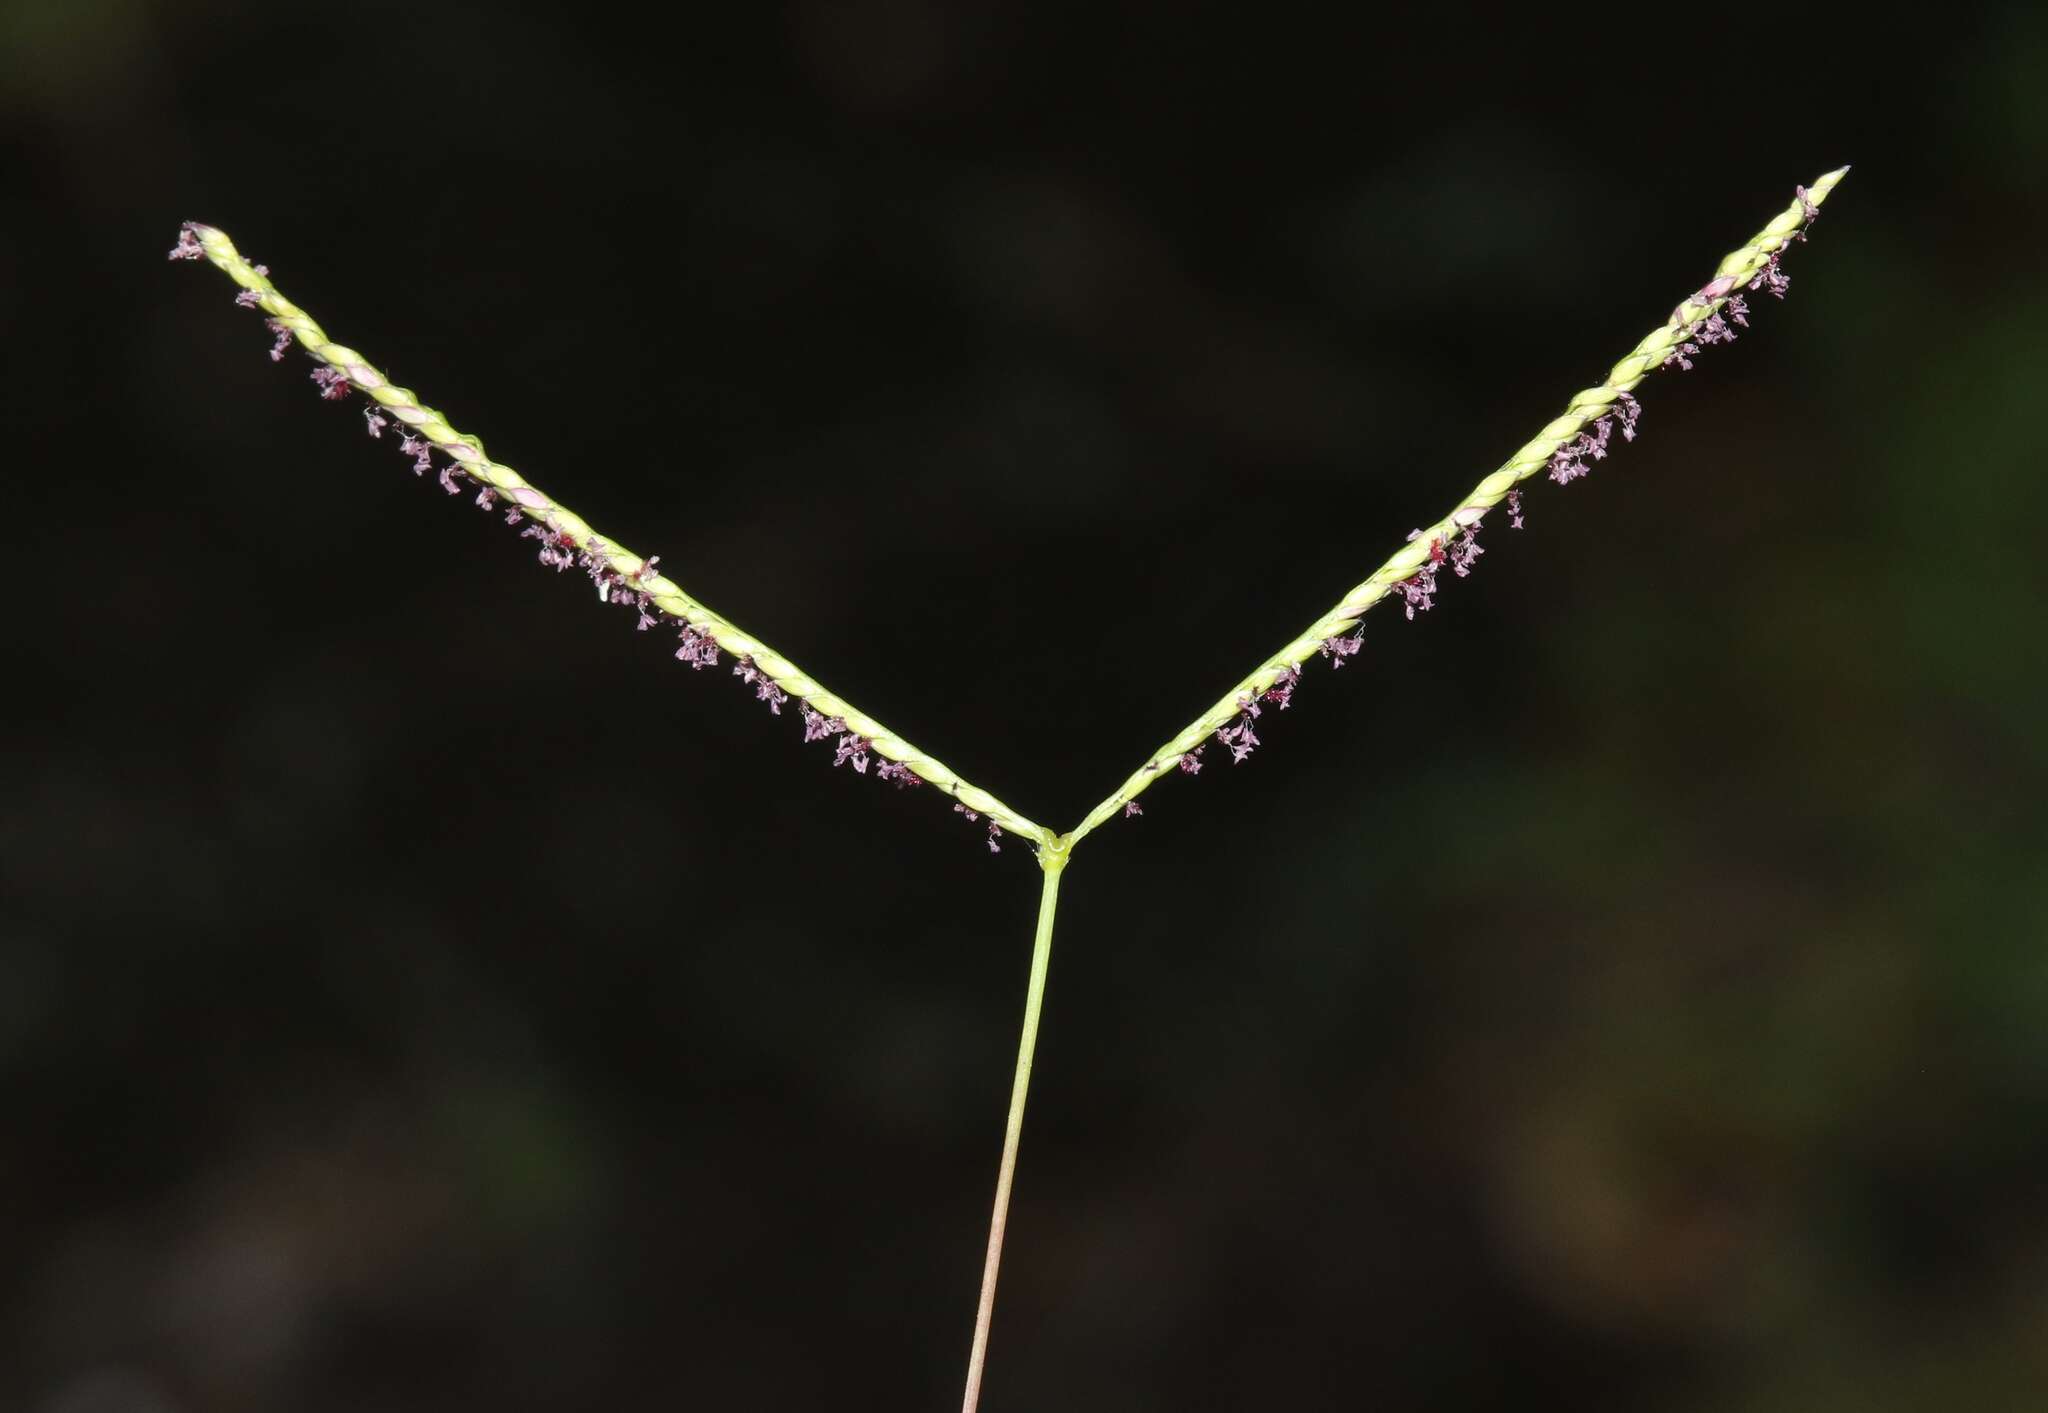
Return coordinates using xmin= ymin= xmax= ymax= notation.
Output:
xmin=5 ymin=2 xmax=2046 ymax=1409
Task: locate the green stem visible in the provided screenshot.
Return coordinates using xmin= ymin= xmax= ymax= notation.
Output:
xmin=961 ymin=837 xmax=1069 ymax=1413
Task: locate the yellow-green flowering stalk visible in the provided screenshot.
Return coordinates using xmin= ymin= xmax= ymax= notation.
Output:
xmin=171 ymin=164 xmax=1847 ymax=1412
xmin=171 ymin=219 xmax=1053 ymax=855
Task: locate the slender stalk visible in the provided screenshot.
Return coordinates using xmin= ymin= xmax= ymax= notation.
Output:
xmin=962 ymin=837 xmax=1069 ymax=1413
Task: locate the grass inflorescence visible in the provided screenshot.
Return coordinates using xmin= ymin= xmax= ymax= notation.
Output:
xmin=172 ymin=166 xmax=1848 ymax=1411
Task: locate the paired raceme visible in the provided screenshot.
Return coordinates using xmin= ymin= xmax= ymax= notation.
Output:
xmin=169 ymin=166 xmax=1847 ymax=1413
xmin=166 ymin=172 xmax=1836 ymax=845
